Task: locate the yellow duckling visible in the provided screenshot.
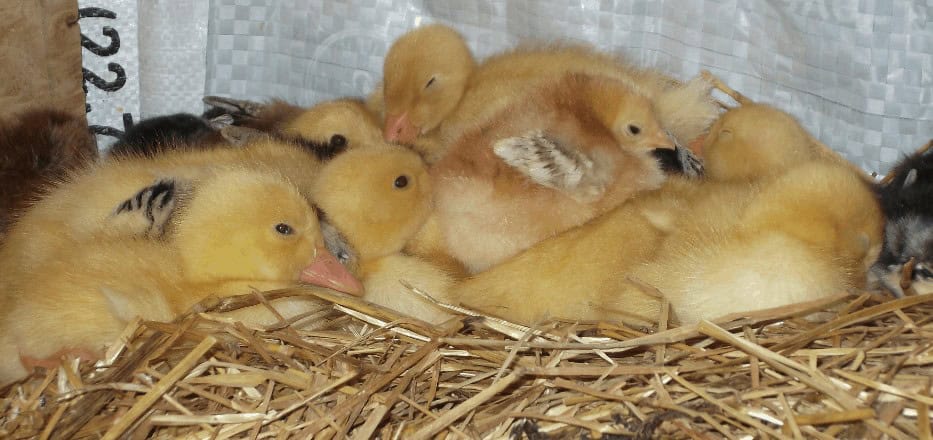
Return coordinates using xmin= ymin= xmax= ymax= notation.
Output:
xmin=311 ymin=144 xmax=456 ymax=323
xmin=0 ymin=168 xmax=360 ymax=384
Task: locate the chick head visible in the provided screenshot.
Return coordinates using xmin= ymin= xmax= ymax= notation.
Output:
xmin=382 ymin=24 xmax=475 ymax=144
xmin=578 ymin=74 xmax=672 ymax=151
xmin=872 ymin=146 xmax=933 ymax=297
xmin=312 ymin=144 xmax=432 ymax=260
xmin=173 ymin=168 xmax=362 ymax=294
xmin=703 ymin=104 xmax=814 ymax=182
xmin=282 ymin=99 xmax=384 ymax=152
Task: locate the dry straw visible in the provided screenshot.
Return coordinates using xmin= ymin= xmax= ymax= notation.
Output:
xmin=1 ymin=285 xmax=930 ymax=439
xmin=2 ymin=75 xmax=931 ymax=439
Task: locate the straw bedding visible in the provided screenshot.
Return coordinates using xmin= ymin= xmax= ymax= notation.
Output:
xmin=1 ymin=284 xmax=930 ymax=439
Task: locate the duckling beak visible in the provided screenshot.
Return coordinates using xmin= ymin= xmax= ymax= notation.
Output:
xmin=641 ymin=130 xmax=676 ymax=150
xmin=300 ymin=246 xmax=364 ymax=295
xmin=384 ymin=112 xmax=419 ymax=144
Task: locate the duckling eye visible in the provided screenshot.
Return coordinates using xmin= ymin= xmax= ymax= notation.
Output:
xmin=627 ymin=124 xmax=641 ymax=136
xmin=425 ymin=76 xmax=436 ymax=89
xmin=330 ymin=134 xmax=347 ymax=148
xmin=274 ymin=223 xmax=293 ymax=235
xmin=394 ymin=175 xmax=409 ymax=189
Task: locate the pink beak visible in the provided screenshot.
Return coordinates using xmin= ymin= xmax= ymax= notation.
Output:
xmin=384 ymin=112 xmax=419 ymax=144
xmin=299 ymin=246 xmax=364 ymax=295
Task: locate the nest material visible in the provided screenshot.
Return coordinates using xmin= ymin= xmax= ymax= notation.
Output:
xmin=1 ymin=286 xmax=931 ymax=439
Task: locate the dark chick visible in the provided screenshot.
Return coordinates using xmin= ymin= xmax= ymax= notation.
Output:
xmin=872 ymin=142 xmax=933 ymax=296
xmin=108 ymin=113 xmax=226 ymax=158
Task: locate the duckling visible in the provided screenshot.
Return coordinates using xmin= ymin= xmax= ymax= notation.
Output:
xmin=0 ymin=136 xmax=341 ymax=292
xmin=454 ymin=104 xmax=882 ymax=326
xmin=443 ymin=44 xmax=716 ymax=148
xmin=871 ymin=141 xmax=933 ymax=296
xmin=377 ymin=24 xmax=476 ymax=146
xmin=0 ymin=169 xmax=361 ymax=384
xmin=280 ymin=98 xmax=384 ymax=154
xmin=430 ymin=73 xmax=672 ymax=274
xmin=630 ymin=161 xmax=882 ymax=324
xmin=310 ymin=144 xmax=455 ymax=323
xmin=0 ymin=109 xmax=97 ymax=237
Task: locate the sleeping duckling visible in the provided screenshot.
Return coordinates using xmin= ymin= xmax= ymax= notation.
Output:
xmin=454 ymin=103 xmax=882 ymax=326
xmin=0 ymin=108 xmax=97 ymax=237
xmin=0 ymin=168 xmax=360 ymax=384
xmin=629 ymin=161 xmax=882 ymax=324
xmin=310 ymin=144 xmax=455 ymax=323
xmin=871 ymin=141 xmax=933 ymax=296
xmin=377 ymin=24 xmax=476 ymax=146
xmin=430 ymin=73 xmax=673 ymax=274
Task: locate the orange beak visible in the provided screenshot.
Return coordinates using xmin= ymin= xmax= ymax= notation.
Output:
xmin=641 ymin=130 xmax=676 ymax=150
xmin=384 ymin=112 xmax=420 ymax=144
xmin=299 ymin=246 xmax=364 ymax=295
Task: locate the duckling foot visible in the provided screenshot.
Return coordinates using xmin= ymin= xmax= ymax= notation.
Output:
xmin=110 ymin=178 xmax=189 ymax=239
xmin=652 ymin=141 xmax=704 ymax=179
xmin=202 ymin=95 xmax=265 ymax=117
xmin=318 ymin=215 xmax=358 ymax=269
xmin=494 ymin=130 xmax=608 ymax=201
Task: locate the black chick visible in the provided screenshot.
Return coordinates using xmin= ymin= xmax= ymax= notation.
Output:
xmin=872 ymin=141 xmax=933 ymax=296
xmin=108 ymin=113 xmax=227 ymax=158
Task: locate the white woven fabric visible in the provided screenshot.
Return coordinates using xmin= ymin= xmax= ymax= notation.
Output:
xmin=82 ymin=0 xmax=931 ymax=173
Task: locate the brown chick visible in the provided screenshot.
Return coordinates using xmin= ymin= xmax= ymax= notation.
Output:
xmin=0 ymin=168 xmax=360 ymax=384
xmin=453 ymin=103 xmax=882 ymax=326
xmin=429 ymin=73 xmax=672 ymax=274
xmin=311 ymin=144 xmax=456 ymax=323
xmin=0 ymin=108 xmax=97 ymax=238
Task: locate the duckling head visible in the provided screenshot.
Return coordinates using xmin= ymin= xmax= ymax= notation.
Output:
xmin=282 ymin=99 xmax=383 ymax=153
xmin=579 ymin=74 xmax=673 ymax=151
xmin=382 ymin=24 xmax=475 ymax=144
xmin=312 ymin=145 xmax=432 ymax=260
xmin=173 ymin=169 xmax=363 ymax=295
xmin=702 ymin=104 xmax=813 ymax=182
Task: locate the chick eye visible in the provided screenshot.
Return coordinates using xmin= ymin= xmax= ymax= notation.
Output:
xmin=337 ymin=251 xmax=351 ymax=264
xmin=425 ymin=76 xmax=436 ymax=89
xmin=274 ymin=223 xmax=293 ymax=235
xmin=394 ymin=175 xmax=409 ymax=189
xmin=627 ymin=124 xmax=641 ymax=136
xmin=330 ymin=134 xmax=347 ymax=148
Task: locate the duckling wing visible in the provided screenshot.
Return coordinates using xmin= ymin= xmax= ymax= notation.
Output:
xmin=108 ymin=177 xmax=191 ymax=239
